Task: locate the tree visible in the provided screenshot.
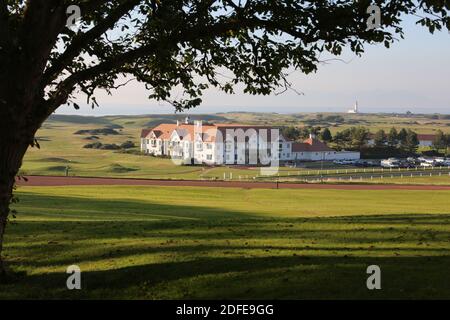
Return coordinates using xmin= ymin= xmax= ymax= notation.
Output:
xmin=404 ymin=129 xmax=420 ymax=154
xmin=433 ymin=130 xmax=447 ymax=153
xmin=350 ymin=126 xmax=370 ymax=150
xmin=320 ymin=128 xmax=332 ymax=143
xmin=373 ymin=129 xmax=387 ymax=148
xmin=397 ymin=128 xmax=408 ymax=145
xmin=0 ymin=0 xmax=449 ymax=278
xmin=333 ymin=131 xmax=347 ymax=150
xmin=446 ymin=134 xmax=450 ymax=156
xmin=387 ymin=127 xmax=398 ymax=147
xmin=281 ymin=126 xmax=301 ymax=141
xmin=298 ymin=127 xmax=311 ymax=140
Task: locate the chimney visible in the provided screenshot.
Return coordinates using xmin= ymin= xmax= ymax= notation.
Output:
xmin=185 ymin=116 xmax=190 ymax=124
xmin=176 ymin=120 xmax=180 ymax=127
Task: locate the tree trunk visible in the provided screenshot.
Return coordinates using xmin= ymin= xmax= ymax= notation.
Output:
xmin=0 ymin=140 xmax=29 ymax=280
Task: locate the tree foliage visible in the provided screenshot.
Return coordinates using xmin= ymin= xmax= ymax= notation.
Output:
xmin=320 ymin=127 xmax=332 ymax=142
xmin=387 ymin=127 xmax=398 ymax=147
xmin=332 ymin=126 xmax=369 ymax=150
xmin=433 ymin=130 xmax=447 ymax=151
xmin=373 ymin=129 xmax=387 ymax=147
xmin=1 ymin=0 xmax=449 ymax=120
xmin=404 ymin=129 xmax=419 ymax=154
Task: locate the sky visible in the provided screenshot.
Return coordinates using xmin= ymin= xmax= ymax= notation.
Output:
xmin=59 ymin=16 xmax=450 ymax=116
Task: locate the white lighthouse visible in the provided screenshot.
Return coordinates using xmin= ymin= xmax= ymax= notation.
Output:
xmin=347 ymin=101 xmax=359 ymax=114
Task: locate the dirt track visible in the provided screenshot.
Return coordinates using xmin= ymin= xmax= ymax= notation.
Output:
xmin=16 ymin=175 xmax=450 ymax=190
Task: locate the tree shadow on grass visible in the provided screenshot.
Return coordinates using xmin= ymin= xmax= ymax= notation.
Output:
xmin=2 ymin=193 xmax=450 ymax=299
xmin=2 ymin=255 xmax=450 ymax=299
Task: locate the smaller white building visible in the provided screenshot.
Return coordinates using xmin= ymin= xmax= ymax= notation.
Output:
xmin=291 ymin=135 xmax=360 ymax=161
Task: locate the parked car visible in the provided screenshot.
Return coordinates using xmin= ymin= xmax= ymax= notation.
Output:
xmin=381 ymin=158 xmax=400 ymax=168
xmin=420 ymin=162 xmax=434 ymax=167
xmin=422 ymin=158 xmax=435 ymax=164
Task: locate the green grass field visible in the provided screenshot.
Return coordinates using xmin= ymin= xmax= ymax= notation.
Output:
xmin=1 ymin=185 xmax=450 ymax=299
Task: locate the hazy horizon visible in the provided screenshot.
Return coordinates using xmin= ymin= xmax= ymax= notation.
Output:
xmin=54 ymin=107 xmax=450 ymax=117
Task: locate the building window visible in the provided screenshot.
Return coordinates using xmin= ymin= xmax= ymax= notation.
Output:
xmin=206 ymin=143 xmax=212 ymax=149
xmin=207 ymin=155 xmax=212 ymax=160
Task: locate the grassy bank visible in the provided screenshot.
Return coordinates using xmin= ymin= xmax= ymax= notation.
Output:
xmin=1 ymin=185 xmax=449 ymax=299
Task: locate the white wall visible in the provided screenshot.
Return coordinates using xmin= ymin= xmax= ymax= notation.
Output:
xmin=419 ymin=141 xmax=433 ymax=147
xmin=292 ymin=151 xmax=360 ymax=161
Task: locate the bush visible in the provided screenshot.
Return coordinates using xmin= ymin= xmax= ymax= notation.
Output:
xmin=75 ymin=128 xmax=120 ymax=135
xmin=421 ymin=150 xmax=445 ymax=157
xmin=84 ymin=135 xmax=100 ymax=140
xmin=83 ymin=142 xmax=103 ymax=149
xmin=120 ymin=141 xmax=135 ymax=149
xmin=100 ymin=144 xmax=121 ymax=150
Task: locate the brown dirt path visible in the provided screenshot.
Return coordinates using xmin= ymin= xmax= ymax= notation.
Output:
xmin=16 ymin=175 xmax=450 ymax=191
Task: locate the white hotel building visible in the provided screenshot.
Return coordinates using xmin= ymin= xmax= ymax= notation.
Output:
xmin=140 ymin=119 xmax=360 ymax=165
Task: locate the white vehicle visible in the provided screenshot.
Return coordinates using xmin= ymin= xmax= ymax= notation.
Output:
xmin=381 ymin=158 xmax=400 ymax=168
xmin=422 ymin=158 xmax=435 ymax=165
xmin=434 ymin=157 xmax=446 ymax=164
xmin=420 ymin=162 xmax=434 ymax=167
xmin=337 ymin=160 xmax=354 ymax=165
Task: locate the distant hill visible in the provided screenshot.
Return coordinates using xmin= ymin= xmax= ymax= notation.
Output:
xmin=142 ymin=114 xmax=230 ymax=127
xmin=48 ymin=114 xmax=113 ymax=125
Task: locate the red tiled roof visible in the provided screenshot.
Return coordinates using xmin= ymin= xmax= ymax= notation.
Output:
xmin=143 ymin=123 xmax=289 ymax=143
xmin=147 ymin=123 xmax=216 ymax=141
xmin=417 ymin=134 xmax=435 ymax=141
xmin=215 ymin=125 xmax=285 ymax=142
xmin=140 ymin=129 xmax=151 ymax=138
xmin=292 ymin=138 xmax=333 ymax=152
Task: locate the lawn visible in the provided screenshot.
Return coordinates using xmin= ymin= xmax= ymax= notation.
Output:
xmin=1 ymin=185 xmax=450 ymax=299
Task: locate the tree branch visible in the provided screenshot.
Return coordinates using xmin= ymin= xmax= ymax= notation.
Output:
xmin=42 ymin=0 xmax=141 ymax=85
xmin=0 ymin=0 xmax=9 ymax=47
xmin=44 ymin=17 xmax=256 ymax=111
